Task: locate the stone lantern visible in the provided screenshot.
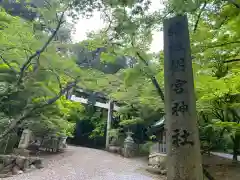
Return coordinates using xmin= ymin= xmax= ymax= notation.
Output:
xmin=123 ymin=131 xmax=135 ymax=158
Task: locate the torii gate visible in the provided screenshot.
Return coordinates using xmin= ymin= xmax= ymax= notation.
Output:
xmin=66 ymin=89 xmax=120 ymax=149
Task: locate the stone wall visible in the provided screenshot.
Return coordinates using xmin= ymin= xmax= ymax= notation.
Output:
xmin=0 ymin=155 xmax=43 ymax=178
xmin=147 ymin=153 xmax=167 ymax=175
xmin=28 ymin=136 xmax=68 ymax=154
xmin=0 ymin=130 xmax=67 ymax=178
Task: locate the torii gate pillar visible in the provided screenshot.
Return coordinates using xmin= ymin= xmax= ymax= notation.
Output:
xmin=106 ymin=100 xmax=113 ymax=149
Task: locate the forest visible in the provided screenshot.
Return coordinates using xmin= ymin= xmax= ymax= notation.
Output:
xmin=0 ymin=0 xmax=239 ymax=165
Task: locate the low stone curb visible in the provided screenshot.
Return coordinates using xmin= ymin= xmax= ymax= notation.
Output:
xmin=0 ymin=154 xmax=44 ymax=178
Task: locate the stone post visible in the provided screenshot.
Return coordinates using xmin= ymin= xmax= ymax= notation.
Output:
xmin=51 ymin=136 xmax=58 ymax=152
xmin=18 ymin=129 xmax=32 ymax=149
xmin=106 ymin=100 xmax=113 ymax=149
xmin=163 ymin=15 xmax=203 ymax=179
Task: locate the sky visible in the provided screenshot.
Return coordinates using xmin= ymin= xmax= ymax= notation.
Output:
xmin=71 ymin=0 xmax=164 ymax=53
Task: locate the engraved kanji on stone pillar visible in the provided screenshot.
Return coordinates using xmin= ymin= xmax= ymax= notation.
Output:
xmin=164 ymin=15 xmax=203 ymax=180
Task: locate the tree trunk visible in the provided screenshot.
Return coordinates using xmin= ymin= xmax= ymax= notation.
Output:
xmin=233 ymin=152 xmax=238 ymax=163
xmin=232 ymin=133 xmax=240 ymax=163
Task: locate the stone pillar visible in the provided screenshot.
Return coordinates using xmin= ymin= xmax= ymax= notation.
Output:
xmin=58 ymin=136 xmax=67 ymax=150
xmin=106 ymin=100 xmax=113 ymax=149
xmin=18 ymin=129 xmax=32 ymax=149
xmin=163 ymin=15 xmax=203 ymax=179
xmin=51 ymin=136 xmax=58 ymax=152
xmin=123 ymin=131 xmax=135 ymax=158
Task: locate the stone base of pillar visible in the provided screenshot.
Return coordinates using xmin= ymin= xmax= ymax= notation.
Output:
xmin=13 ymin=148 xmax=30 ymax=157
xmin=123 ymin=146 xmax=135 ymax=158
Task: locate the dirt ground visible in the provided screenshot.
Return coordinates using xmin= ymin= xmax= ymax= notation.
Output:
xmin=203 ymin=154 xmax=240 ymax=180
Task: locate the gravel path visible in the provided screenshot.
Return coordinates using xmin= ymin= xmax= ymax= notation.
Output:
xmin=3 ymin=146 xmax=163 ymax=180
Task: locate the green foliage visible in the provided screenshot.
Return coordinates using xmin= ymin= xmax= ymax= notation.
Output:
xmin=108 ymin=128 xmax=120 ymax=139
xmin=0 ymin=133 xmax=19 ymax=154
xmin=138 ymin=141 xmax=154 ymax=156
xmin=79 ymin=108 xmax=107 ymax=139
xmin=25 ymin=97 xmax=85 ymax=137
xmin=0 ymin=8 xmax=83 ymax=140
xmin=108 ymin=128 xmax=125 ymax=146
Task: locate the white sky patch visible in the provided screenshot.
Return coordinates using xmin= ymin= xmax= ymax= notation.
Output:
xmin=71 ymin=11 xmax=106 ymax=43
xmin=71 ymin=0 xmax=164 ymax=52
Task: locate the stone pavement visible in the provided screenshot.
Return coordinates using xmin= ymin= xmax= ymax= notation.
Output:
xmin=4 ymin=146 xmax=164 ymax=180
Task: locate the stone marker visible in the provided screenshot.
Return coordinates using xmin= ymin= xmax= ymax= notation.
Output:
xmin=163 ymin=15 xmax=203 ymax=179
xmin=18 ymin=129 xmax=32 ymax=149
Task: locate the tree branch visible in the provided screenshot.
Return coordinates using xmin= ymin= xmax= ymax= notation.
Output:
xmin=32 ymin=54 xmax=41 ymax=72
xmin=0 ymin=47 xmax=33 ymax=54
xmin=0 ymin=54 xmax=18 ymax=74
xmin=193 ymin=1 xmax=207 ymax=33
xmin=43 ymin=0 xmax=53 ymax=10
xmin=102 ymin=9 xmax=113 ymax=33
xmin=203 ymin=41 xmax=240 ymax=49
xmin=225 ymin=0 xmax=240 ymax=9
xmin=17 ymin=11 xmax=66 ymax=85
xmin=223 ymin=59 xmax=240 ymax=63
xmin=136 ymin=52 xmax=165 ymax=102
xmin=214 ymin=16 xmax=229 ymax=29
xmin=39 ymin=68 xmax=63 ymax=91
xmin=229 ymin=109 xmax=240 ymax=123
xmin=52 ymin=70 xmax=62 ymax=91
xmin=0 ymin=78 xmax=79 ymax=141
